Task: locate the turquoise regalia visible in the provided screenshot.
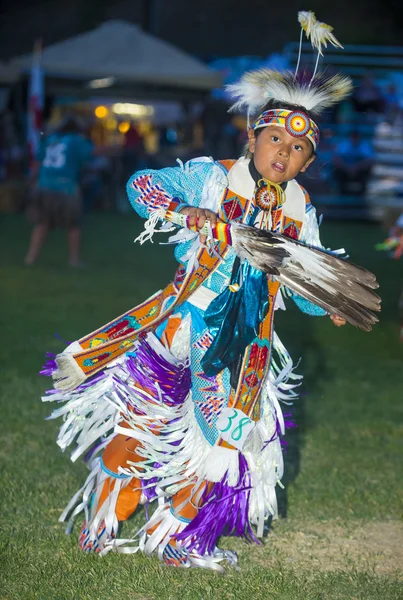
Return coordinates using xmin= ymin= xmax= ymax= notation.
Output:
xmin=43 ymin=155 xmax=326 ymax=567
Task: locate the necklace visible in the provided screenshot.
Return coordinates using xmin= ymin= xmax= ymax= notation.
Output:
xmin=255 ymin=178 xmax=285 ymax=212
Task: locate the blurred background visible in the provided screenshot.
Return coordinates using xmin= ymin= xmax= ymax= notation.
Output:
xmin=0 ymin=0 xmax=402 ymax=221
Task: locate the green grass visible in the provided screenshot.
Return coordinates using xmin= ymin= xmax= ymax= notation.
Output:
xmin=1 ymin=214 xmax=402 ymax=600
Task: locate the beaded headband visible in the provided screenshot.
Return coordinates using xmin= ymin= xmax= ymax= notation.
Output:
xmin=252 ymin=109 xmax=320 ymax=150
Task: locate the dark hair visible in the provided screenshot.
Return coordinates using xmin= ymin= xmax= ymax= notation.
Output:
xmin=253 ymin=99 xmax=318 ymax=155
xmin=58 ymin=116 xmax=82 ymax=134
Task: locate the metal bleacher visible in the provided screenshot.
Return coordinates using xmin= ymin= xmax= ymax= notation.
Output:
xmin=283 ymin=43 xmax=403 ymax=220
xmin=283 ymin=43 xmax=403 ymax=77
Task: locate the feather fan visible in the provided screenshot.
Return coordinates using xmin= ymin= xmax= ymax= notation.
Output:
xmin=165 ymin=212 xmax=380 ymax=332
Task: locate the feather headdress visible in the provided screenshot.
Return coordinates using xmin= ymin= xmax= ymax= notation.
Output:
xmin=227 ymin=10 xmax=352 ymax=131
xmin=227 ymin=69 xmax=353 ymax=118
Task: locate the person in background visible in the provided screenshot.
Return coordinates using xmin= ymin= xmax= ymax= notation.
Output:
xmin=25 ymin=116 xmax=93 ymax=267
xmin=0 ymin=119 xmax=5 ymax=182
xmin=333 ymin=129 xmax=374 ymax=195
xmin=121 ymin=123 xmax=144 ymax=183
xmin=383 ymin=83 xmax=400 ymax=122
xmin=375 ymin=212 xmax=403 ymax=340
xmin=352 ymin=74 xmax=385 ymax=114
xmin=81 ymin=154 xmax=112 ymax=213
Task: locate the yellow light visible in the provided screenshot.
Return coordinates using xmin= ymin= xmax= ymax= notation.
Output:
xmin=112 ymin=103 xmax=154 ymax=117
xmin=105 ymin=117 xmax=117 ymax=131
xmin=118 ymin=121 xmax=130 ymax=134
xmin=138 ymin=122 xmax=151 ymax=135
xmin=95 ymin=105 xmax=108 ymax=119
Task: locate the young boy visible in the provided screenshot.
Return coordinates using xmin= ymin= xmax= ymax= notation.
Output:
xmin=44 ymin=17 xmax=358 ymax=570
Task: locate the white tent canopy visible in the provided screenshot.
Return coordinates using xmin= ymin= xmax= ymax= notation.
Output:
xmin=12 ymin=20 xmax=221 ymax=91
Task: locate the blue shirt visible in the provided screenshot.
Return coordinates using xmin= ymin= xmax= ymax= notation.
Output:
xmin=37 ymin=133 xmax=93 ymax=195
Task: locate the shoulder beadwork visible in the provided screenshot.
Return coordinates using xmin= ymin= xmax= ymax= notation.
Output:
xmin=298 ymin=184 xmax=313 ymax=212
xmin=218 ymin=159 xmax=238 ymax=173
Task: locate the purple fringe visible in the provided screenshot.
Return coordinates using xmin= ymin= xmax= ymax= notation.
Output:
xmin=74 ymin=371 xmax=107 ymax=391
xmin=83 ymin=439 xmax=107 ymax=463
xmin=263 ymin=410 xmax=297 ymax=451
xmin=39 ymin=352 xmax=57 ymax=377
xmin=39 ymin=331 xmax=70 ymax=378
xmin=141 ymin=463 xmax=160 ymax=521
xmin=141 ymin=475 xmax=158 ymax=503
xmin=126 ymin=336 xmax=191 ymax=406
xmin=40 ymin=333 xmax=190 ymax=407
xmin=281 ymin=412 xmax=297 ymax=450
xmin=284 ymin=413 xmax=297 ymax=430
xmin=175 ymin=453 xmax=258 ymax=555
xmin=141 ymin=461 xmax=160 ymax=503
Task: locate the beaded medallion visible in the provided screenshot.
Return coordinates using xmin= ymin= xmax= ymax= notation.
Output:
xmin=255 ymin=179 xmax=284 ymax=212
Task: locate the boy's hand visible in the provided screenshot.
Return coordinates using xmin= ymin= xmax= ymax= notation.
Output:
xmin=179 ymin=206 xmax=222 ymax=243
xmin=330 ymin=314 xmax=347 ymax=327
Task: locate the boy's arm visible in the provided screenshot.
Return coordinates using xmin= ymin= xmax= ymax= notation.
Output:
xmin=126 ymin=158 xmax=223 ymax=221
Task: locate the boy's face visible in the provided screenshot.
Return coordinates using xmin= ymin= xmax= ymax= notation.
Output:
xmin=248 ymin=126 xmax=315 ymax=184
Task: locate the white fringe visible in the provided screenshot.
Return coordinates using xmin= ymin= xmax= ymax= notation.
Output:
xmin=139 ymin=502 xmax=187 ymax=557
xmin=60 ymin=456 xmax=137 ymax=554
xmin=299 ymin=205 xmax=324 ymax=248
xmin=200 ymin=160 xmax=228 ymax=213
xmin=135 ymin=207 xmax=174 ymax=245
xmin=135 ymin=500 xmax=239 ymax=571
xmin=170 ymin=314 xmax=191 ymax=361
xmin=117 ymin=392 xmax=213 ymax=495
xmin=198 ymin=446 xmax=240 ymax=487
xmin=243 ymin=328 xmax=301 ymax=535
xmin=43 ymin=358 xmax=128 ymax=462
xmin=47 ymin=304 xmax=302 ymax=564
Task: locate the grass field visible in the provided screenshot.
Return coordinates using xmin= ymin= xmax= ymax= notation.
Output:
xmin=1 ymin=213 xmax=402 ymax=600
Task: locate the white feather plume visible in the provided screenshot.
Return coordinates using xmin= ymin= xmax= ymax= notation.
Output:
xmin=298 ymin=11 xmax=317 ymax=38
xmin=311 ymin=21 xmax=343 ymax=56
xmin=227 ymin=69 xmax=352 ymax=117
